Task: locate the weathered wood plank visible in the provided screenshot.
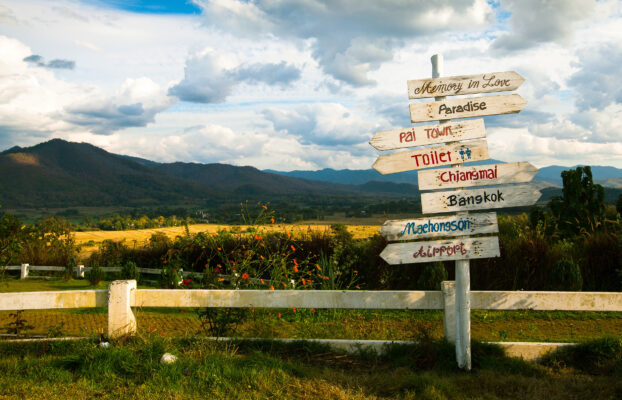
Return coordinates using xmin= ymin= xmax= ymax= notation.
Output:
xmin=380 ymin=237 xmax=500 ymax=265
xmin=421 ymin=185 xmax=541 ymax=214
xmin=380 ymin=212 xmax=498 ymax=241
xmin=135 ymin=289 xmax=444 ymax=310
xmin=0 ymin=290 xmax=108 ymax=311
xmin=409 ymin=94 xmax=527 ymax=123
xmin=408 ymin=71 xmax=525 ymax=99
xmin=470 ymin=291 xmax=622 ymax=311
xmin=372 ymin=140 xmax=489 ymax=175
xmin=369 ymin=119 xmax=485 ymax=151
xmin=418 ymin=162 xmax=538 ymax=190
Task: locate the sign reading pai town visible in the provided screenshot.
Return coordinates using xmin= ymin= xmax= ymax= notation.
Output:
xmin=369 ymin=119 xmax=485 ymax=151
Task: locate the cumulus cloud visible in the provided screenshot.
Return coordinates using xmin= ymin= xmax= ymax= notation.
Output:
xmin=169 ymin=51 xmax=301 ymax=103
xmin=23 ymin=54 xmax=75 ymax=69
xmin=568 ymin=42 xmax=622 ymax=111
xmin=492 ymin=0 xmax=594 ymax=52
xmin=195 ymin=0 xmax=494 ymax=86
xmin=63 ymin=77 xmax=174 ymax=134
xmin=262 ymin=103 xmax=378 ymax=146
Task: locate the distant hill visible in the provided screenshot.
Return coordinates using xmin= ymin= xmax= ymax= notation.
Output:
xmin=0 ymin=139 xmax=217 ymax=208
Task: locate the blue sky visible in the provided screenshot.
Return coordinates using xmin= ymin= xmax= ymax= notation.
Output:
xmin=0 ymin=0 xmax=621 ymax=170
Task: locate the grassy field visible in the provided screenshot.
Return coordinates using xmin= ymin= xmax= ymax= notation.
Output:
xmin=73 ymin=223 xmax=380 ymax=245
xmin=1 ymin=336 xmax=621 ymax=399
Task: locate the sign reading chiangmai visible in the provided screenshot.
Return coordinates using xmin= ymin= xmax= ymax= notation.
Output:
xmin=372 ymin=140 xmax=489 ymax=175
xmin=409 ymin=94 xmax=527 ymax=123
xmin=407 ymin=71 xmax=525 ymax=99
xmin=380 ymin=237 xmax=500 ymax=264
xmin=418 ymin=161 xmax=538 ymax=190
xmin=380 ymin=212 xmax=498 ymax=241
xmin=369 ymin=119 xmax=485 ymax=151
xmin=421 ymin=184 xmax=541 ymax=214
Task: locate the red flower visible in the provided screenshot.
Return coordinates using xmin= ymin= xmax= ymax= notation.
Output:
xmin=241 ymin=273 xmax=250 ymax=280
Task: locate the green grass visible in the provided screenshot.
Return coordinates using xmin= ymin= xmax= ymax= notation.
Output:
xmin=0 ymin=336 xmax=621 ymax=399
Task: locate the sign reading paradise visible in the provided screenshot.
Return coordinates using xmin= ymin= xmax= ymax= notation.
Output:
xmin=369 ymin=119 xmax=485 ymax=151
xmin=380 ymin=212 xmax=498 ymax=241
xmin=420 ymin=184 xmax=541 ymax=214
xmin=372 ymin=140 xmax=489 ymax=175
xmin=417 ymin=161 xmax=538 ymax=190
xmin=409 ymin=93 xmax=527 ymax=123
xmin=380 ymin=237 xmax=500 ymax=265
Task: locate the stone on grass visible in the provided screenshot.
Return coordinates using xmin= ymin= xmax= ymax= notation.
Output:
xmin=161 ymin=353 xmax=177 ymax=364
xmin=98 ymin=342 xmax=110 ymax=348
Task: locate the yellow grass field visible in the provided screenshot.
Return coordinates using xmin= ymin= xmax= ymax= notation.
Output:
xmin=73 ymin=223 xmax=381 ymax=246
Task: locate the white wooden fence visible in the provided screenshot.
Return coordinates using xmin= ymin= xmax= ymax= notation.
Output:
xmin=1 ymin=279 xmax=621 ymax=359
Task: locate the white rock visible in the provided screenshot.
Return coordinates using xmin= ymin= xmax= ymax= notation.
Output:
xmin=160 ymin=353 xmax=177 ymax=364
xmin=98 ymin=342 xmax=110 ymax=348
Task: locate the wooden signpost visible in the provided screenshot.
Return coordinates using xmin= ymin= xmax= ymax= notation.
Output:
xmin=380 ymin=212 xmax=498 ymax=241
xmin=421 ymin=185 xmax=542 ymax=214
xmin=370 ymin=53 xmax=537 ymax=370
xmin=372 ymin=140 xmax=489 ymax=175
xmin=369 ymin=119 xmax=485 ymax=151
xmin=418 ymin=161 xmax=538 ymax=190
xmin=380 ymin=237 xmax=500 ymax=265
xmin=407 ymin=71 xmax=525 ymax=99
xmin=409 ymin=94 xmax=527 ymax=123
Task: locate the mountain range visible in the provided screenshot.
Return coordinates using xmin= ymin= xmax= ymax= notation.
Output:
xmin=1 ymin=139 xmax=621 ymax=209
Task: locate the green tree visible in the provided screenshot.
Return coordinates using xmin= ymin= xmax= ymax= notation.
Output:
xmin=0 ymin=214 xmax=25 ymax=269
xmin=549 ymin=166 xmax=605 ymax=237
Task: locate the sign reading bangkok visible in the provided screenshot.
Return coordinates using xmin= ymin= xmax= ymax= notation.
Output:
xmin=372 ymin=140 xmax=489 ymax=175
xmin=421 ymin=185 xmax=541 ymax=214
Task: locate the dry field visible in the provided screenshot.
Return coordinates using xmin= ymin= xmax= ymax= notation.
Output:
xmin=74 ymin=223 xmax=381 ymax=247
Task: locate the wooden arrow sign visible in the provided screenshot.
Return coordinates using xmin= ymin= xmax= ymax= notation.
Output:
xmin=409 ymin=94 xmax=527 ymax=123
xmin=418 ymin=162 xmax=538 ymax=191
xmin=421 ymin=184 xmax=541 ymax=214
xmin=380 ymin=212 xmax=498 ymax=241
xmin=369 ymin=119 xmax=485 ymax=151
xmin=372 ymin=140 xmax=489 ymax=175
xmin=380 ymin=236 xmax=500 ymax=265
xmin=407 ymin=71 xmax=525 ymax=99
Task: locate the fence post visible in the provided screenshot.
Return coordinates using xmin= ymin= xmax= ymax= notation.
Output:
xmin=77 ymin=265 xmax=85 ymax=279
xmin=20 ymin=263 xmax=29 ymax=279
xmin=108 ymin=280 xmax=137 ymax=339
xmin=441 ymin=281 xmax=456 ymax=342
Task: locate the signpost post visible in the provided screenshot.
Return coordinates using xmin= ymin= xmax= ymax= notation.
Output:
xmin=370 ymin=53 xmax=538 ymax=370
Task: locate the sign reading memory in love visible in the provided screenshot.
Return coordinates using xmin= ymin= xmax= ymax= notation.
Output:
xmin=407 ymin=71 xmax=525 ymax=99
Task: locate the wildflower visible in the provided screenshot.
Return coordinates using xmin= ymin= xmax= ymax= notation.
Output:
xmin=294 ymin=266 xmax=298 ymax=273
xmin=260 ymin=243 xmax=265 ymax=247
xmin=218 ymin=278 xmax=225 ymax=282
xmin=286 ymin=231 xmax=291 ymax=238
xmin=270 ymin=285 xmax=275 ymax=290
xmin=290 ymin=245 xmax=296 ymax=251
xmin=282 ymin=282 xmax=287 ymax=287
xmin=260 ymin=279 xmax=265 ymax=284
xmin=293 ymin=258 xmax=298 ymax=265
xmin=241 ymin=273 xmax=249 ymax=280
xmin=278 ymin=312 xmax=281 ymax=318
xmin=293 ymin=308 xmax=296 ymax=313
xmin=217 ymin=247 xmax=222 ymax=251
xmin=353 ymin=270 xmax=358 ymax=274
xmin=311 ymin=308 xmax=316 ymax=313
xmin=270 ymin=218 xmax=275 ymax=224
xmin=301 ymin=278 xmax=306 ymax=285
xmin=260 ymin=255 xmax=264 ymax=260
xmin=242 ymin=244 xmax=246 ymax=249
xmin=323 ymin=276 xmax=329 ymax=280
xmin=315 ymin=264 xmax=322 ymax=271
xmin=148 ymin=326 xmax=155 ymax=332
xmin=201 ymin=246 xmax=206 ymax=249
xmin=254 ymin=234 xmax=262 ymax=240
xmin=355 ymin=285 xmax=361 ymax=290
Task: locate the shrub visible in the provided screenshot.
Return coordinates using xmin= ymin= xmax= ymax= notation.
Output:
xmin=160 ymin=266 xmax=181 ymax=288
xmin=549 ymin=258 xmax=582 ymax=291
xmin=417 ymin=262 xmax=448 ymax=290
xmin=64 ymin=255 xmax=77 ymax=281
xmin=121 ymin=261 xmax=140 ymax=281
xmin=86 ymin=264 xmax=105 ymax=286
